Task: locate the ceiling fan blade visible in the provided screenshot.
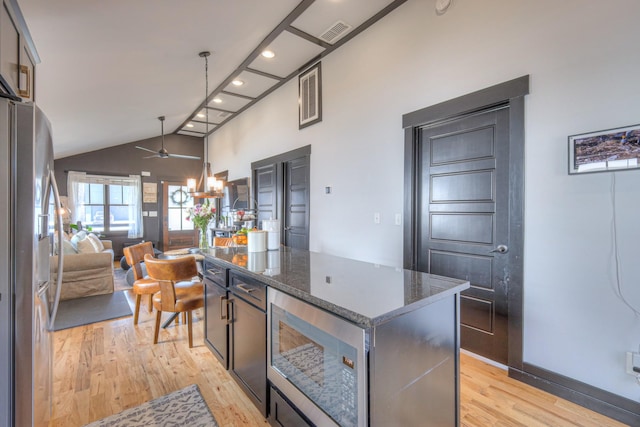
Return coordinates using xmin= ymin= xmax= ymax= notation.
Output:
xmin=136 ymin=146 xmax=158 ymax=154
xmin=167 ymin=153 xmax=201 ymax=160
xmin=143 ymin=154 xmax=161 ymax=159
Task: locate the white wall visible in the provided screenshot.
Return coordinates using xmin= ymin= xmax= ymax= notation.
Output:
xmin=209 ymin=0 xmax=640 ymax=401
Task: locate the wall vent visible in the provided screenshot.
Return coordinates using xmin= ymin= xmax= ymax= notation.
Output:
xmin=319 ymin=20 xmax=352 ymax=44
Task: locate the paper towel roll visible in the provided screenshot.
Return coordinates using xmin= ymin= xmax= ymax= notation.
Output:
xmin=247 ymin=230 xmax=267 ymax=252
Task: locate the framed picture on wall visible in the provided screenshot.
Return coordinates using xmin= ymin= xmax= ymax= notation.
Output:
xmin=298 ymin=62 xmax=322 ymax=129
xmin=568 ymin=123 xmax=640 ymax=174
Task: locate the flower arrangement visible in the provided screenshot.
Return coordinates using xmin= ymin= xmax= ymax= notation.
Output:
xmin=186 ymin=200 xmax=216 ymax=249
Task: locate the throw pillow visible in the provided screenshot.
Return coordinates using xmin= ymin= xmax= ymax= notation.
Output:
xmin=87 ymin=233 xmax=105 ymax=252
xmin=76 ymin=237 xmax=98 ymax=254
xmin=62 ymin=240 xmax=77 ymax=254
xmin=69 ymin=234 xmax=81 ymax=251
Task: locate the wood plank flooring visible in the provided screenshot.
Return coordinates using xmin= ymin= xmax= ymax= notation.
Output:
xmin=50 ymin=288 xmax=627 ymax=427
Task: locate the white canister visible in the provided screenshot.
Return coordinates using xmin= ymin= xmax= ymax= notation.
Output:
xmin=261 ymin=219 xmax=281 ymax=250
xmin=247 ymin=230 xmax=267 ymax=252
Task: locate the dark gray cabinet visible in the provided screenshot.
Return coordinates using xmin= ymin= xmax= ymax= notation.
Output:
xmin=268 ymin=386 xmax=312 ymax=427
xmin=203 ymin=260 xmax=229 ymax=368
xmin=0 ymin=1 xmax=34 ymax=100
xmin=228 ymin=271 xmax=268 ymax=417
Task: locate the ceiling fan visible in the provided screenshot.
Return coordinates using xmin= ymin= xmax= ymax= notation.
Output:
xmin=136 ymin=116 xmax=201 ymax=160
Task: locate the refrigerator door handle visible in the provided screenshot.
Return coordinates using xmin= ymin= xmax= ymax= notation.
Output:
xmin=48 ymin=171 xmax=64 ymax=329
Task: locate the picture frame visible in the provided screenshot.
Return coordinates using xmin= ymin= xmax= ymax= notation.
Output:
xmin=568 ymin=124 xmax=640 ymax=174
xmin=298 ymin=62 xmax=322 ymax=129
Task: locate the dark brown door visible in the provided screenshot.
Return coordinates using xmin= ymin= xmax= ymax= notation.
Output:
xmin=252 ymin=146 xmax=310 ymax=250
xmin=416 ymin=106 xmax=510 ymax=364
xmin=283 ymin=156 xmax=309 ymax=249
xmin=255 ymin=163 xmax=278 ymax=228
xmin=162 ymin=181 xmax=197 ymax=251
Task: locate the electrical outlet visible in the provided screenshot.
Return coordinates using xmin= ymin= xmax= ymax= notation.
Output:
xmin=626 ymin=351 xmax=640 ymax=375
xmin=373 ymin=212 xmax=381 ymax=224
xmin=395 ymin=213 xmax=402 ymax=226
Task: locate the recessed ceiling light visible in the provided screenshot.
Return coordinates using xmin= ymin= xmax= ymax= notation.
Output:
xmin=232 ymin=79 xmax=244 ymax=86
xmin=261 ymin=50 xmax=275 ymax=59
xmin=196 ymin=113 xmax=205 ymax=118
xmin=212 ymin=97 xmax=222 ymax=104
xmin=186 ymin=123 xmax=194 ymax=128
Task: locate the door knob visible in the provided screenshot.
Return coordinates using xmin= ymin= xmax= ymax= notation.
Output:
xmin=284 ymin=226 xmax=292 ymax=231
xmin=490 ymin=244 xmax=508 ymax=254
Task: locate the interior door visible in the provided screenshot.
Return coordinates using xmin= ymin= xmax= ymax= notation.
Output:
xmin=162 ymin=181 xmax=196 ymax=251
xmin=283 ymin=156 xmax=309 ymax=249
xmin=416 ymin=106 xmax=511 ymax=364
xmin=252 ymin=146 xmax=310 ymax=250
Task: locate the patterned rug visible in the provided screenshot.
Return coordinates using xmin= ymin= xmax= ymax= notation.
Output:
xmin=84 ymin=384 xmax=218 ymax=427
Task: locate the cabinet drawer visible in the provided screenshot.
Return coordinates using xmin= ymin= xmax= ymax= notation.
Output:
xmin=229 ymin=272 xmax=267 ymax=311
xmin=269 ymin=386 xmax=313 ymax=427
xmin=204 ymin=261 xmax=227 ymax=287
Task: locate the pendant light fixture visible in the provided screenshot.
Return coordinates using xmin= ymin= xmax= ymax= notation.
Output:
xmin=187 ymin=51 xmax=224 ymax=198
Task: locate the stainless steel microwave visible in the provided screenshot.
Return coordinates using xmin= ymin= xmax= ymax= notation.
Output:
xmin=267 ymin=288 xmax=367 ymax=427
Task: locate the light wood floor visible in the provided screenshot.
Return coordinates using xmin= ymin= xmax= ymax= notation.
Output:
xmin=50 ymin=288 xmax=627 ymax=427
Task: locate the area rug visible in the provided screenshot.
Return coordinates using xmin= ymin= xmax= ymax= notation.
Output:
xmin=54 ymin=291 xmax=132 ymax=331
xmin=113 ymin=267 xmax=132 ymax=291
xmin=84 ymin=384 xmax=218 ymax=427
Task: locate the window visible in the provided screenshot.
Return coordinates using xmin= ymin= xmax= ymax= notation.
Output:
xmin=67 ymin=172 xmax=143 ymax=238
xmin=167 ymin=184 xmax=194 ymax=231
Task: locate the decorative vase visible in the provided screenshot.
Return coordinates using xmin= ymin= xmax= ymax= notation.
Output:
xmin=199 ymin=227 xmax=208 ymax=250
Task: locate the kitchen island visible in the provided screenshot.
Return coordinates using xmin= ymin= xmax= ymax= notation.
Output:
xmin=202 ymin=246 xmax=469 ymax=427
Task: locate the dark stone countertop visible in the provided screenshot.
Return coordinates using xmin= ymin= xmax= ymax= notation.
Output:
xmin=201 ymin=246 xmax=469 ymax=328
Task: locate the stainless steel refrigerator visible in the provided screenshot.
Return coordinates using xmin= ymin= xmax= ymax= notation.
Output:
xmin=0 ymin=94 xmax=64 ymax=427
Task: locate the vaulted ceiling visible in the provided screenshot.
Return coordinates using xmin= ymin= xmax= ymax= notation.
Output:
xmin=18 ymin=0 xmax=407 ymax=158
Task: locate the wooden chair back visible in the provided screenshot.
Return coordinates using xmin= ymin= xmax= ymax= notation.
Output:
xmin=123 ymin=241 xmax=155 ymax=280
xmin=144 ymin=254 xmax=199 ymax=312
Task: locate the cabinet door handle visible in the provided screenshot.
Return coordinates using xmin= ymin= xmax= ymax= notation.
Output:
xmin=220 ymin=295 xmax=228 ymax=320
xmin=227 ymin=299 xmax=234 ymax=325
xmin=236 ymin=283 xmax=256 ymax=294
xmin=207 ymin=268 xmax=220 ymax=276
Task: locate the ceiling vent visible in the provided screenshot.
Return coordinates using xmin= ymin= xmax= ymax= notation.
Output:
xmin=319 ymin=20 xmax=352 ymax=44
xmin=218 ymin=111 xmax=231 ymax=119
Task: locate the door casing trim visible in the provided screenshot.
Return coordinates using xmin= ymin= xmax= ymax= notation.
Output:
xmin=402 ymin=75 xmax=529 ymax=369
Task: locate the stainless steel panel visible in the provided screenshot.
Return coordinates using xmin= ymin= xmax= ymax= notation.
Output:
xmin=0 ymin=98 xmax=13 ymax=427
xmin=370 ymin=296 xmax=457 ymax=426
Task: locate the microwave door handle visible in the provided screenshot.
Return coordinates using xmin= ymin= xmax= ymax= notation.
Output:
xmin=48 ymin=171 xmax=64 ymax=330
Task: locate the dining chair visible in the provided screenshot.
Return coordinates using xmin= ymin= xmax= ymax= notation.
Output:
xmin=143 ymin=254 xmax=204 ymax=348
xmin=213 ymin=236 xmax=233 ymax=247
xmin=123 ymin=241 xmax=159 ymax=325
